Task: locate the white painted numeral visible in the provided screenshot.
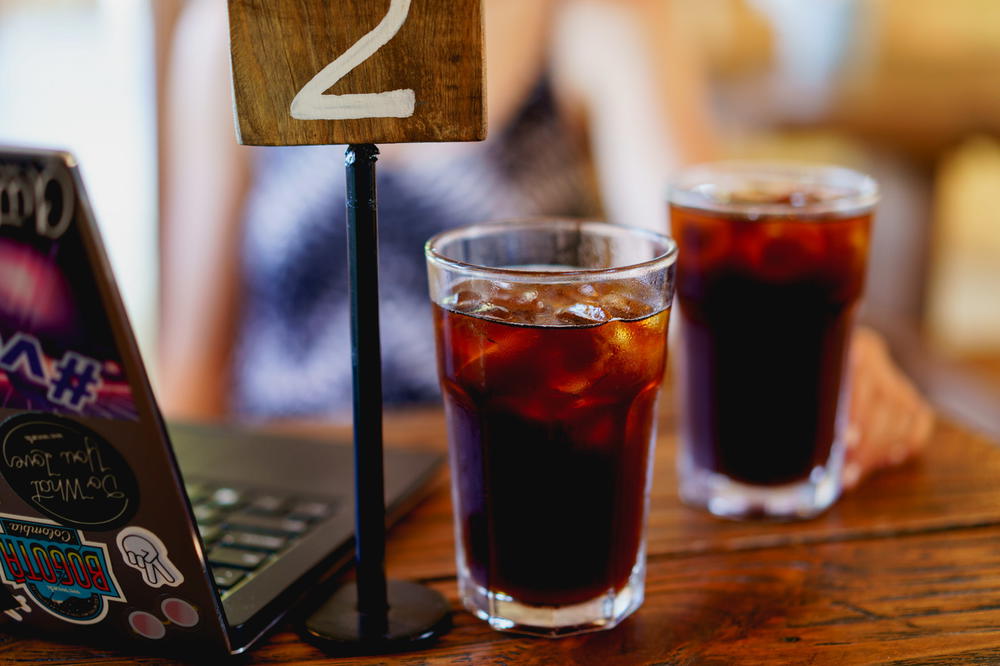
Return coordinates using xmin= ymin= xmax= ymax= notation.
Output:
xmin=290 ymin=0 xmax=416 ymax=120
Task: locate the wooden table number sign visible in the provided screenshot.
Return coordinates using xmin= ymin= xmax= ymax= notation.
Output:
xmin=229 ymin=0 xmax=485 ymax=146
xmin=227 ymin=0 xmax=486 ymax=653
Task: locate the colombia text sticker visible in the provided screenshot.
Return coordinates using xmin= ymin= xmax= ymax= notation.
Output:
xmin=0 ymin=513 xmax=125 ymax=624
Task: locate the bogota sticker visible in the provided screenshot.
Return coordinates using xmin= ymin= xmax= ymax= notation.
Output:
xmin=0 ymin=413 xmax=139 ymax=530
xmin=0 ymin=513 xmax=125 ymax=624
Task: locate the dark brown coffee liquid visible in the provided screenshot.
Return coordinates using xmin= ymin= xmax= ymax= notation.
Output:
xmin=672 ymin=203 xmax=871 ymax=485
xmin=435 ymin=293 xmax=668 ymax=606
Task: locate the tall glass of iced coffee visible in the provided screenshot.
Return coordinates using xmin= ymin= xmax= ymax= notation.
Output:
xmin=669 ymin=162 xmax=877 ymax=520
xmin=426 ymin=220 xmax=677 ymax=636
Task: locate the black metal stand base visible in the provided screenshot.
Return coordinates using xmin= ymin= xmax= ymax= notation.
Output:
xmin=303 ymin=580 xmax=451 ymax=654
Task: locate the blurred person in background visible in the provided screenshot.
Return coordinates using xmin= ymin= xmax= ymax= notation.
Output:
xmin=159 ymin=0 xmax=931 ymax=489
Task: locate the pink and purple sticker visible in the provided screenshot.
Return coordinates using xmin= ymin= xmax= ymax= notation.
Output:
xmin=128 ymin=610 xmax=165 ymax=640
xmin=161 ymin=597 xmax=199 ymax=628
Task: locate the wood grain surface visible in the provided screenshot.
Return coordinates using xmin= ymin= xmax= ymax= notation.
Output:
xmin=2 ymin=396 xmax=1000 ymax=664
xmin=228 ymin=0 xmax=485 ymax=145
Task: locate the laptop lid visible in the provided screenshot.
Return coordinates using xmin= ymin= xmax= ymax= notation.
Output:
xmin=0 ymin=147 xmax=232 ymax=653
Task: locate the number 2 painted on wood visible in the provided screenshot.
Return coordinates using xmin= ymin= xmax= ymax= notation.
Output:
xmin=290 ymin=0 xmax=416 ymax=121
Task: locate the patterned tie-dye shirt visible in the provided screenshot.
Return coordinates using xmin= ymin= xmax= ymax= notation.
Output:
xmin=234 ymin=79 xmax=599 ymax=418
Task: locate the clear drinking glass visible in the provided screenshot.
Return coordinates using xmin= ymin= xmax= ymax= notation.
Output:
xmin=668 ymin=161 xmax=877 ymax=520
xmin=425 ymin=220 xmax=677 ymax=636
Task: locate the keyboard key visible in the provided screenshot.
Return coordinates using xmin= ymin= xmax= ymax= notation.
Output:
xmin=226 ymin=512 xmax=308 ymax=536
xmin=194 ymin=505 xmax=222 ymax=525
xmin=198 ymin=524 xmax=222 ymax=544
xmin=211 ymin=487 xmax=243 ymax=507
xmin=289 ymin=501 xmax=332 ymax=521
xmin=212 ymin=567 xmax=246 ymax=590
xmin=248 ymin=495 xmax=285 ymax=515
xmin=208 ymin=546 xmax=267 ymax=570
xmin=221 ymin=531 xmax=287 ymax=552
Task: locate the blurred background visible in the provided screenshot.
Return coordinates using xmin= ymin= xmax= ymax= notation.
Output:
xmin=1 ymin=0 xmax=998 ymax=420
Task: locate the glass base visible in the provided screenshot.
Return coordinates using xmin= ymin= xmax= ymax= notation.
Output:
xmin=458 ymin=561 xmax=645 ymax=637
xmin=679 ymin=462 xmax=842 ymax=521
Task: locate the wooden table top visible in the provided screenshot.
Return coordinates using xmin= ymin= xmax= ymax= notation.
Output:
xmin=3 ymin=400 xmax=1000 ymax=664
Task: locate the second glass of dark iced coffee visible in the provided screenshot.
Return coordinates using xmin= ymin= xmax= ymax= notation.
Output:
xmin=669 ymin=162 xmax=878 ymax=520
xmin=425 ymin=220 xmax=676 ymax=637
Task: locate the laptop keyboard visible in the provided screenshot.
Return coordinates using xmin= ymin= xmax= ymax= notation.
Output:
xmin=184 ymin=481 xmax=339 ymax=598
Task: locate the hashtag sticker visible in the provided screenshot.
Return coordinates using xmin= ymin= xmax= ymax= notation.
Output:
xmin=47 ymin=352 xmax=103 ymax=411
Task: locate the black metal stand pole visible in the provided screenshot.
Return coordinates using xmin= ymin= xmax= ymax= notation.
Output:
xmin=303 ymin=145 xmax=450 ymax=653
xmin=346 ymin=143 xmax=390 ymax=637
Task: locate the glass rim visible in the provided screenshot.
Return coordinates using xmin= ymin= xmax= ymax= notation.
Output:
xmin=424 ymin=218 xmax=679 ymax=282
xmin=667 ymin=160 xmax=880 ymax=217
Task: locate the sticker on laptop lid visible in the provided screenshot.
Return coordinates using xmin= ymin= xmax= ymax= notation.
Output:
xmin=0 ymin=413 xmax=139 ymax=530
xmin=125 ymin=597 xmax=200 ymax=639
xmin=128 ymin=609 xmax=165 ymax=639
xmin=0 ymin=589 xmax=31 ymax=622
xmin=0 ymin=159 xmax=138 ymax=421
xmin=0 ymin=513 xmax=125 ymax=624
xmin=161 ymin=596 xmax=199 ymax=627
xmin=0 ymin=578 xmax=32 ymax=623
xmin=116 ymin=526 xmax=183 ymax=589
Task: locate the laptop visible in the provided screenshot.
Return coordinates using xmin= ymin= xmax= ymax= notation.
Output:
xmin=0 ymin=147 xmax=443 ymax=655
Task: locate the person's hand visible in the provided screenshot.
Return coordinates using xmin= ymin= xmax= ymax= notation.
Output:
xmin=843 ymin=327 xmax=935 ymax=489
